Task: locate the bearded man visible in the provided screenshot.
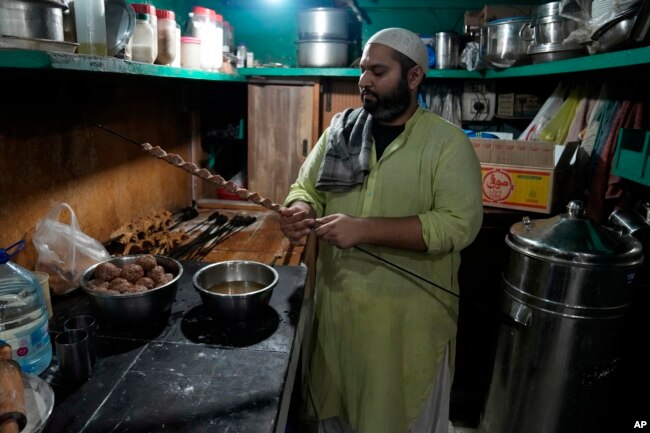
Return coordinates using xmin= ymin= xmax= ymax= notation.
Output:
xmin=279 ymin=28 xmax=483 ymax=433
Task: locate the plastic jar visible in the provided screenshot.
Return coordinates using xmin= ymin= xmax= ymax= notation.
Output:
xmin=236 ymin=41 xmax=247 ymax=67
xmin=213 ymin=13 xmax=224 ymax=70
xmin=0 ymin=241 xmax=52 ymax=375
xmin=155 ymin=9 xmax=177 ymax=65
xmin=187 ymin=6 xmax=218 ymax=71
xmin=131 ymin=4 xmax=158 ymax=64
xmin=172 ymin=23 xmax=181 ymax=67
xmin=180 ymin=36 xmax=201 ymax=69
xmin=222 ymin=21 xmax=233 ymax=53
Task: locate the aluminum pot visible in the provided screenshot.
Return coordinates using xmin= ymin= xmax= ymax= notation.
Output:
xmin=193 ymin=260 xmax=278 ymax=321
xmin=298 ymin=7 xmax=349 ymax=40
xmin=0 ymin=0 xmax=67 ymax=41
xmin=480 ymin=17 xmax=532 ymax=68
xmin=80 ymin=255 xmax=183 ymax=326
xmin=527 ymin=1 xmax=579 ymax=45
xmin=297 ymin=39 xmax=349 ymax=67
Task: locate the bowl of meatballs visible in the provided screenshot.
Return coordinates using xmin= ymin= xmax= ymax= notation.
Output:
xmin=80 ymin=254 xmax=183 ymax=326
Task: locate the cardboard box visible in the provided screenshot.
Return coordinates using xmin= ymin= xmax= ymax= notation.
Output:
xmin=497 ymin=93 xmax=541 ymax=118
xmin=471 ymin=138 xmax=579 ymax=213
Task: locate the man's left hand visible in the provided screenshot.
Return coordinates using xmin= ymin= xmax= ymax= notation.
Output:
xmin=314 ymin=213 xmax=363 ymax=249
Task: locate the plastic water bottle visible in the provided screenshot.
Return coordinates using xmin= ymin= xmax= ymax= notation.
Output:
xmin=0 ymin=241 xmax=52 ymax=375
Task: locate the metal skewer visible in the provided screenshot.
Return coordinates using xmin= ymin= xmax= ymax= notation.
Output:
xmin=96 ymin=124 xmax=282 ymax=212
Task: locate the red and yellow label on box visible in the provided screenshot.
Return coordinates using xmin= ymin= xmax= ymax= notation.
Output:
xmin=480 ymin=164 xmax=553 ymax=213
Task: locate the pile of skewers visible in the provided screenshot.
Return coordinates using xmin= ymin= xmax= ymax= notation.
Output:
xmin=168 ymin=212 xmax=257 ymax=261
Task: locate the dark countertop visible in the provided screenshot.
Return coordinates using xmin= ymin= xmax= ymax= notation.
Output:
xmin=41 ymin=262 xmax=309 ymax=433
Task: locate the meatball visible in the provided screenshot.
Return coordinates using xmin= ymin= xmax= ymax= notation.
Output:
xmin=155 ymin=273 xmax=174 ymax=287
xmin=135 ymin=277 xmax=155 ymax=290
xmin=146 ymin=265 xmax=165 ymax=283
xmin=109 ymin=277 xmax=133 ymax=293
xmin=135 ymin=254 xmax=158 ymax=272
xmin=125 ymin=284 xmax=148 ymax=294
xmin=94 ymin=262 xmax=121 ymax=281
xmin=88 ymin=279 xmax=110 ymax=291
xmin=119 ymin=264 xmax=145 ymax=283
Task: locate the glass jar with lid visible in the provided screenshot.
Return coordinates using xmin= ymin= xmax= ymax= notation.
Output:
xmin=155 ymin=9 xmax=177 ymax=65
xmin=130 ymin=3 xmax=158 ymax=64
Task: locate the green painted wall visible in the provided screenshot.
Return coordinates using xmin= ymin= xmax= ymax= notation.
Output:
xmin=133 ymin=0 xmax=542 ymax=67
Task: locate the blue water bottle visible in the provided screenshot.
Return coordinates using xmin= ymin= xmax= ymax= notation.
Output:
xmin=0 ymin=241 xmax=52 ymax=374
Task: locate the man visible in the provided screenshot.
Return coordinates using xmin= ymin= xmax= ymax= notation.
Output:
xmin=279 ymin=28 xmax=483 ymax=433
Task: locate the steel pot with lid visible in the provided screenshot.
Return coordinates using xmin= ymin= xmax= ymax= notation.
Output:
xmin=479 ymin=200 xmax=643 ymax=433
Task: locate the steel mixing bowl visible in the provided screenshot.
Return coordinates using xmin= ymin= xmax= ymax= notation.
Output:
xmin=193 ymin=260 xmax=278 ymax=321
xmin=80 ymin=255 xmax=182 ymax=326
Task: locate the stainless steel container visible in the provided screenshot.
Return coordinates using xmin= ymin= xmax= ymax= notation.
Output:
xmin=479 ymin=201 xmax=644 ymax=433
xmin=480 ymin=16 xmax=532 ymax=68
xmin=297 ymin=39 xmax=349 ymax=67
xmin=298 ymin=7 xmax=349 ymax=40
xmin=434 ymin=31 xmax=459 ymax=69
xmin=0 ymin=0 xmax=67 ymax=41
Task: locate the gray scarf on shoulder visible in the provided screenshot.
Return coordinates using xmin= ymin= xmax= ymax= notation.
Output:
xmin=316 ymin=107 xmax=374 ymax=192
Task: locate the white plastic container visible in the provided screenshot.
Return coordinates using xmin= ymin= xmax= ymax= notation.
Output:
xmin=0 ymin=241 xmax=52 ymax=375
xmin=131 ymin=12 xmax=156 ymax=63
xmin=236 ymin=41 xmax=247 ymax=67
xmin=213 ymin=13 xmax=224 ymax=70
xmin=155 ymin=9 xmax=177 ymax=65
xmin=172 ymin=23 xmax=181 ymax=67
xmin=187 ymin=6 xmax=218 ymax=71
xmin=74 ymin=0 xmax=107 ymax=55
xmin=181 ymin=36 xmax=201 ymax=69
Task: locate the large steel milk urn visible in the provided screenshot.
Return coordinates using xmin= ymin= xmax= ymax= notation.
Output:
xmin=479 ymin=201 xmax=643 ymax=433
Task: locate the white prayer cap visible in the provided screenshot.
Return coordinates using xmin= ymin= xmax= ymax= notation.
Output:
xmin=366 ymin=28 xmax=428 ymax=74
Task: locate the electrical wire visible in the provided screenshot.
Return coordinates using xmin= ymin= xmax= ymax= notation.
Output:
xmin=353 ymin=245 xmax=459 ymax=299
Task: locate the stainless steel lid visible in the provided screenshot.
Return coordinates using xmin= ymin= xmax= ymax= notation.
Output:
xmin=506 ymin=200 xmax=644 ymax=266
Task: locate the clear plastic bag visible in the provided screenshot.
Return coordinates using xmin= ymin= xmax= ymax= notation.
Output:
xmin=32 ymin=203 xmax=110 ymax=295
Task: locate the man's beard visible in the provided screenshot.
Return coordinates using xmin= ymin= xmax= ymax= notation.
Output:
xmin=361 ymin=76 xmax=411 ymax=121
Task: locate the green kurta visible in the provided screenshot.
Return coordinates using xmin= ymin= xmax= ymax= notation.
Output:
xmin=285 ymin=107 xmax=483 ymax=433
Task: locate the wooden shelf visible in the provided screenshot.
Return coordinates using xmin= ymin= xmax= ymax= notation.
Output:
xmin=0 ymin=49 xmax=246 ymax=82
xmin=2 ymin=46 xmax=650 ymax=81
xmin=483 ymin=46 xmax=650 ymax=78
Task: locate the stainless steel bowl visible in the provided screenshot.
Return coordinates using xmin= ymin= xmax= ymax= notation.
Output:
xmin=0 ymin=0 xmax=67 ymax=42
xmin=591 ymin=8 xmax=638 ymax=53
xmin=80 ymin=255 xmax=182 ymax=326
xmin=297 ymin=39 xmax=349 ymax=67
xmin=193 ymin=260 xmax=278 ymax=321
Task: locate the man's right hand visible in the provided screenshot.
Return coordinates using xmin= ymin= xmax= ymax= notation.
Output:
xmin=278 ymin=202 xmax=316 ymax=246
